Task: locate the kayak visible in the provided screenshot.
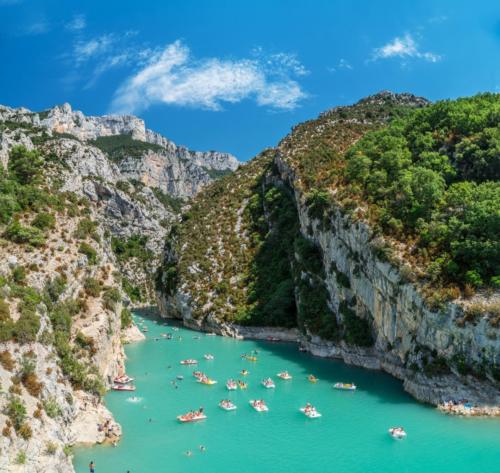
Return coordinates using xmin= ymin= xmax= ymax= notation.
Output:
xmin=308 ymin=375 xmax=318 ymax=383
xmin=238 ymin=381 xmax=248 ymax=390
xmin=180 ymin=359 xmax=198 ymax=365
xmin=240 ymin=370 xmax=249 ymax=376
xmin=114 ymin=375 xmax=134 ymax=384
xmin=277 ymin=372 xmax=292 ymax=380
xmin=176 ymin=375 xmax=184 ymax=381
xmin=245 ymin=356 xmax=257 ymax=362
xmin=177 ymin=413 xmax=207 ymax=423
xmin=389 ymin=427 xmax=407 ymax=439
xmin=226 ymin=380 xmax=238 ymax=390
xmin=112 ymin=384 xmax=136 ymax=391
xmin=333 ymin=382 xmax=356 ymax=391
xmin=300 ymin=407 xmax=322 ymax=418
xmin=219 ymin=400 xmax=237 ymax=411
xmin=249 ymin=400 xmax=269 ymax=412
xmin=262 ymin=378 xmax=275 ymax=389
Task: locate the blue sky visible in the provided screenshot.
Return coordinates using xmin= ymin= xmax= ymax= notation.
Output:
xmin=0 ymin=0 xmax=498 ymax=160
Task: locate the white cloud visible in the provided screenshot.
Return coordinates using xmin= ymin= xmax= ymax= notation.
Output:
xmin=65 ymin=14 xmax=86 ymax=31
xmin=110 ymin=40 xmax=307 ymax=113
xmin=328 ymin=58 xmax=353 ymax=72
xmin=373 ymin=33 xmax=441 ymax=63
xmin=74 ymin=34 xmax=114 ymax=63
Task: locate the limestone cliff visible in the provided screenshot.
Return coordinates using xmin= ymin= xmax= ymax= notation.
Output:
xmin=157 ymin=92 xmax=500 ymax=414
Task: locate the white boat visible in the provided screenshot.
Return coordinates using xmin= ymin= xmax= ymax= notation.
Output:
xmin=176 ymin=375 xmax=184 ymax=380
xmin=114 ymin=375 xmax=134 ymax=384
xmin=389 ymin=427 xmax=407 ymax=439
xmin=180 ymin=359 xmax=198 ymax=365
xmin=206 ymin=332 xmax=217 ymax=336
xmin=262 ymin=378 xmax=275 ymax=389
xmin=197 ymin=377 xmax=218 ymax=385
xmin=219 ymin=400 xmax=237 ymax=411
xmin=277 ymin=371 xmax=292 ymax=380
xmin=204 ymin=354 xmax=215 ymax=360
xmin=333 ymin=382 xmax=356 ymax=391
xmin=226 ymin=380 xmax=238 ymax=390
xmin=249 ymin=400 xmax=269 ymax=412
xmin=300 ymin=406 xmax=322 ymax=418
xmin=177 ymin=412 xmax=207 ymax=423
xmin=112 ymin=384 xmax=136 ymax=391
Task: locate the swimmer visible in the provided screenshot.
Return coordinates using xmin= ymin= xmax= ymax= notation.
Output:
xmin=199 ymin=445 xmax=206 ymax=452
xmin=185 ymin=450 xmax=192 ymax=457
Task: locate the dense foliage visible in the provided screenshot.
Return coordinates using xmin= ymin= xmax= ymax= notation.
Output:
xmin=345 ymin=94 xmax=500 ymax=287
xmin=90 ymin=134 xmax=164 ymax=162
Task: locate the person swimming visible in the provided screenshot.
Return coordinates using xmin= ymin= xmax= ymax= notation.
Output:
xmin=199 ymin=445 xmax=206 ymax=452
xmin=185 ymin=450 xmax=192 ymax=456
xmin=89 ymin=461 xmax=95 ymax=473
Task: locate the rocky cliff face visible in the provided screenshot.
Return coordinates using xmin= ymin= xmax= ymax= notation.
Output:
xmin=0 ymin=103 xmax=239 ymax=199
xmin=157 ymin=92 xmax=500 ymax=414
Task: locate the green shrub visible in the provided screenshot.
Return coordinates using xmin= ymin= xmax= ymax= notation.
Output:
xmin=4 ymin=221 xmax=45 ymax=246
xmin=15 ymin=450 xmax=26 ymax=465
xmin=120 ymin=307 xmax=132 ymax=329
xmin=111 ymin=235 xmax=152 ymax=262
xmin=102 ymin=287 xmax=121 ymax=311
xmin=14 ymin=310 xmax=40 ymax=344
xmin=11 ymin=265 xmax=26 ymax=284
xmin=6 ymin=396 xmax=26 ymax=430
xmin=42 ymin=397 xmax=62 ymax=418
xmin=45 ymin=441 xmax=57 ymax=455
xmin=79 ymin=243 xmax=97 ymax=264
xmin=74 ymin=218 xmax=98 ymax=240
xmin=84 ymin=277 xmax=101 ymax=297
xmin=32 ymin=212 xmax=56 ymax=230
xmin=8 ymin=146 xmax=44 ymax=185
xmin=18 ymin=422 xmax=32 ymax=440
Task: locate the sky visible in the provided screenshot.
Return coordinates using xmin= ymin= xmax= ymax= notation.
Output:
xmin=0 ymin=0 xmax=499 ymax=161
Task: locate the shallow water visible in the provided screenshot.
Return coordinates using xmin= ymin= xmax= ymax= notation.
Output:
xmin=73 ymin=312 xmax=500 ymax=473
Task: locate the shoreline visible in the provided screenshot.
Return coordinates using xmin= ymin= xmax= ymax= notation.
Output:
xmin=174 ymin=315 xmax=500 ymax=417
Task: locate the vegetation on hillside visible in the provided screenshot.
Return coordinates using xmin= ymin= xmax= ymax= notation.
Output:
xmin=90 ymin=134 xmax=164 ymax=162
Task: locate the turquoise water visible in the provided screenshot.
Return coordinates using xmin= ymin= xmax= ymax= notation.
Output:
xmin=74 ymin=312 xmax=500 ymax=473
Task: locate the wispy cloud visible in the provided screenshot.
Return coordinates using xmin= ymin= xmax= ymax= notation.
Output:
xmin=110 ymin=40 xmax=307 ymax=113
xmin=373 ymin=33 xmax=441 ymax=63
xmin=328 ymin=58 xmax=353 ymax=72
xmin=22 ymin=20 xmax=50 ymax=35
xmin=65 ymin=14 xmax=86 ymax=32
xmin=74 ymin=34 xmax=114 ymax=63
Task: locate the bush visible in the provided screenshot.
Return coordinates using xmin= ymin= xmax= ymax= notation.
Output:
xmin=22 ymin=373 xmax=43 ymax=397
xmin=4 ymin=221 xmax=45 ymax=246
xmin=45 ymin=441 xmax=57 ymax=455
xmin=44 ymin=275 xmax=67 ymax=304
xmin=84 ymin=278 xmax=102 ymax=297
xmin=11 ymin=265 xmax=26 ymax=284
xmin=8 ymin=146 xmax=43 ymax=185
xmin=111 ymin=235 xmax=152 ymax=262
xmin=14 ymin=310 xmax=40 ymax=344
xmin=32 ymin=212 xmax=56 ymax=230
xmin=340 ymin=302 xmax=374 ymax=347
xmin=42 ymin=397 xmax=62 ymax=419
xmin=15 ymin=450 xmax=26 ymax=465
xmin=79 ymin=243 xmax=97 ymax=264
xmin=120 ymin=307 xmax=132 ymax=329
xmin=102 ymin=287 xmax=121 ymax=311
xmin=18 ymin=422 xmax=32 ymax=440
xmin=74 ymin=218 xmax=98 ymax=240
xmin=6 ymin=396 xmax=26 ymax=430
xmin=0 ymin=350 xmax=15 ymax=371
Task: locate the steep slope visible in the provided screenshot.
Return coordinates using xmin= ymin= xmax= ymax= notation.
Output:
xmin=158 ymin=92 xmax=500 ymax=413
xmin=0 ymin=103 xmax=239 ymax=304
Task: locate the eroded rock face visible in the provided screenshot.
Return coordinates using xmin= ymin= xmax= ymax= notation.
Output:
xmin=0 ymin=103 xmax=239 ymax=200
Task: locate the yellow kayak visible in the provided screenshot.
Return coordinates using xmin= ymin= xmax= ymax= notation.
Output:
xmin=246 ymin=356 xmax=257 ymax=362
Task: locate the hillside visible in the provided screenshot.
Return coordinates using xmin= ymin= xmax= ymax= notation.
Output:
xmin=0 ymin=104 xmax=237 ymax=471
xmin=158 ymin=92 xmax=500 ymax=411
